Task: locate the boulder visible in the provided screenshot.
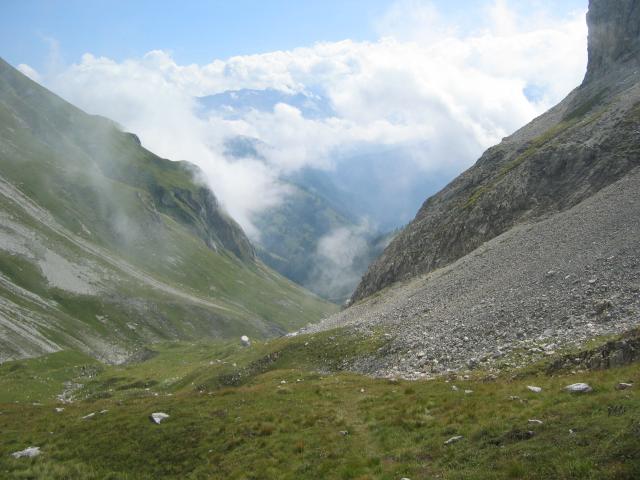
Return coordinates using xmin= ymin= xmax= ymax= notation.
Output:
xmin=616 ymin=382 xmax=633 ymax=390
xmin=564 ymin=383 xmax=593 ymax=393
xmin=444 ymin=435 xmax=463 ymax=445
xmin=11 ymin=446 xmax=40 ymax=458
xmin=150 ymin=412 xmax=170 ymax=424
xmin=527 ymin=386 xmax=542 ymax=393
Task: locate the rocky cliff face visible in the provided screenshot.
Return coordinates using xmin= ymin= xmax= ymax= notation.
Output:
xmin=584 ymin=0 xmax=640 ymax=83
xmin=351 ymin=0 xmax=640 ymax=303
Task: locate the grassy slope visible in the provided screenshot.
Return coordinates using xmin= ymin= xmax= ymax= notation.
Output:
xmin=0 ymin=333 xmax=638 ymax=479
xmin=0 ymin=58 xmax=336 ymax=359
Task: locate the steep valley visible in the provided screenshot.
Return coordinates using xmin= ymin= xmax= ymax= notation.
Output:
xmin=1 ymin=0 xmax=640 ymax=478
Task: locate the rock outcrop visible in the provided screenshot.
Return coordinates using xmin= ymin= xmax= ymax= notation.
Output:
xmin=584 ymin=0 xmax=640 ymax=83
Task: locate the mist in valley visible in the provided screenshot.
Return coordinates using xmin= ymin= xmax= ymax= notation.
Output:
xmin=15 ymin=0 xmax=588 ymax=301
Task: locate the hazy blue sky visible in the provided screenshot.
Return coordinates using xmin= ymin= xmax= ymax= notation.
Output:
xmin=2 ymin=0 xmax=587 ymax=71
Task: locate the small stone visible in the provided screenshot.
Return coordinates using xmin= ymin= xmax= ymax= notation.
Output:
xmin=527 ymin=386 xmax=542 ymax=393
xmin=280 ymin=380 xmax=287 ymax=385
xmin=588 ymin=278 xmax=597 ymax=285
xmin=11 ymin=446 xmax=40 ymax=458
xmin=616 ymin=382 xmax=633 ymax=390
xmin=240 ymin=335 xmax=251 ymax=347
xmin=451 ymin=385 xmax=459 ymax=391
xmin=528 ymin=419 xmax=543 ymax=425
xmin=150 ymin=412 xmax=170 ymax=424
xmin=82 ymin=412 xmax=96 ymax=420
xmin=464 ymin=390 xmax=473 ymax=394
xmin=339 ymin=430 xmax=349 ymax=436
xmin=360 ymin=388 xmax=365 ymax=393
xmin=564 ymin=383 xmax=593 ymax=393
xmin=444 ymin=435 xmax=464 ymax=445
xmin=54 ymin=407 xmax=64 ymax=413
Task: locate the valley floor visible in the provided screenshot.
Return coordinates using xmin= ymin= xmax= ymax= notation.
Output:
xmin=0 ymin=331 xmax=639 ymax=479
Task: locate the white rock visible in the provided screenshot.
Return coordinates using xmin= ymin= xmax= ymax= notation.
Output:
xmin=528 ymin=419 xmax=544 ymax=425
xmin=150 ymin=412 xmax=170 ymax=424
xmin=54 ymin=407 xmax=64 ymax=413
xmin=11 ymin=446 xmax=40 ymax=458
xmin=360 ymin=388 xmax=365 ymax=393
xmin=444 ymin=435 xmax=464 ymax=445
xmin=451 ymin=385 xmax=459 ymax=391
xmin=564 ymin=383 xmax=593 ymax=393
xmin=616 ymin=382 xmax=633 ymax=390
xmin=464 ymin=390 xmax=473 ymax=394
xmin=240 ymin=335 xmax=251 ymax=347
xmin=527 ymin=386 xmax=542 ymax=393
xmin=82 ymin=412 xmax=96 ymax=420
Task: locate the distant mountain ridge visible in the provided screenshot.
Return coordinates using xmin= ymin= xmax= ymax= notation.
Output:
xmin=197 ymin=88 xmax=334 ymax=119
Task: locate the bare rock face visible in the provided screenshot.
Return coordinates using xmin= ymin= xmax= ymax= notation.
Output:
xmin=350 ymin=0 xmax=640 ymax=303
xmin=584 ymin=0 xmax=640 ymax=83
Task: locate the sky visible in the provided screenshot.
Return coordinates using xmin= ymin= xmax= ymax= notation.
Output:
xmin=2 ymin=0 xmax=587 ymax=73
xmin=1 ymin=0 xmax=590 ymax=256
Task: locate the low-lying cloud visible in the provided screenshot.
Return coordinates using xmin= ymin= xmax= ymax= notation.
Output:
xmin=24 ymin=0 xmax=588 ymax=239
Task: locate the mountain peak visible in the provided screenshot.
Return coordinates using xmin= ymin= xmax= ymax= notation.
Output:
xmin=584 ymin=0 xmax=640 ymax=83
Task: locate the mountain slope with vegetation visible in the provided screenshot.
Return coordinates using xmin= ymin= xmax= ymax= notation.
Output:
xmin=0 ymin=57 xmax=336 ymax=363
xmin=0 ymin=328 xmax=639 ymax=479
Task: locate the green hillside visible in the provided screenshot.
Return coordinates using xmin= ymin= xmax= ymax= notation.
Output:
xmin=0 ymin=58 xmax=336 ymax=363
xmin=0 ymin=330 xmax=638 ymax=479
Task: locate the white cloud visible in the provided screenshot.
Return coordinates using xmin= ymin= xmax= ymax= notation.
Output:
xmin=22 ymin=0 xmax=588 ymax=237
xmin=17 ymin=64 xmax=41 ymax=82
xmin=309 ymin=222 xmax=374 ymax=301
